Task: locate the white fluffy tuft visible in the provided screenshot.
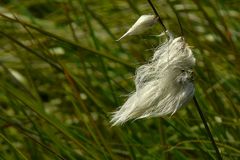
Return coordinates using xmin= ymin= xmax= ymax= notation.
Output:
xmin=111 ymin=32 xmax=195 ymax=125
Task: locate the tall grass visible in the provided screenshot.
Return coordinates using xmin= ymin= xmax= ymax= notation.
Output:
xmin=0 ymin=0 xmax=239 ymax=159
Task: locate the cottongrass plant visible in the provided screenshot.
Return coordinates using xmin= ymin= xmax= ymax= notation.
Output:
xmin=112 ymin=1 xmax=223 ymax=159
xmin=111 ymin=31 xmax=195 ymax=125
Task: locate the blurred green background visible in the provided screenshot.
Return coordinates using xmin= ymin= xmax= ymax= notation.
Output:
xmin=0 ymin=0 xmax=239 ymax=159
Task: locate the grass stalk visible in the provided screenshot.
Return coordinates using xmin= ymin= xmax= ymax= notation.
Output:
xmin=193 ymin=96 xmax=222 ymax=160
xmin=0 ymin=133 xmax=28 ymax=160
xmin=147 ymin=0 xmax=167 ymax=32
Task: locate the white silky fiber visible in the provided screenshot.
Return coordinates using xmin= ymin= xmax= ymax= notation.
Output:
xmin=111 ymin=32 xmax=196 ymax=125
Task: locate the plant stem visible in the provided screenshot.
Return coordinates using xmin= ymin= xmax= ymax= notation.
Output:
xmin=147 ymin=0 xmax=167 ymax=32
xmin=193 ymin=96 xmax=222 ymax=160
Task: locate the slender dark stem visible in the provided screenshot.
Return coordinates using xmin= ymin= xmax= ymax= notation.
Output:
xmin=193 ymin=96 xmax=222 ymax=160
xmin=167 ymin=0 xmax=184 ymax=37
xmin=147 ymin=0 xmax=167 ymax=32
xmin=175 ymin=13 xmax=184 ymax=37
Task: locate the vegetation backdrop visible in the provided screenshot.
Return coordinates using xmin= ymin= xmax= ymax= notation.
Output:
xmin=0 ymin=0 xmax=239 ymax=159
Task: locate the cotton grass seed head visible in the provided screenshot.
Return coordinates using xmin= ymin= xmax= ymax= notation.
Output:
xmin=111 ymin=31 xmax=195 ymax=126
xmin=117 ymin=15 xmax=158 ymax=41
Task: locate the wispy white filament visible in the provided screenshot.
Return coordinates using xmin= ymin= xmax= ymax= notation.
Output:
xmin=111 ymin=32 xmax=195 ymax=125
